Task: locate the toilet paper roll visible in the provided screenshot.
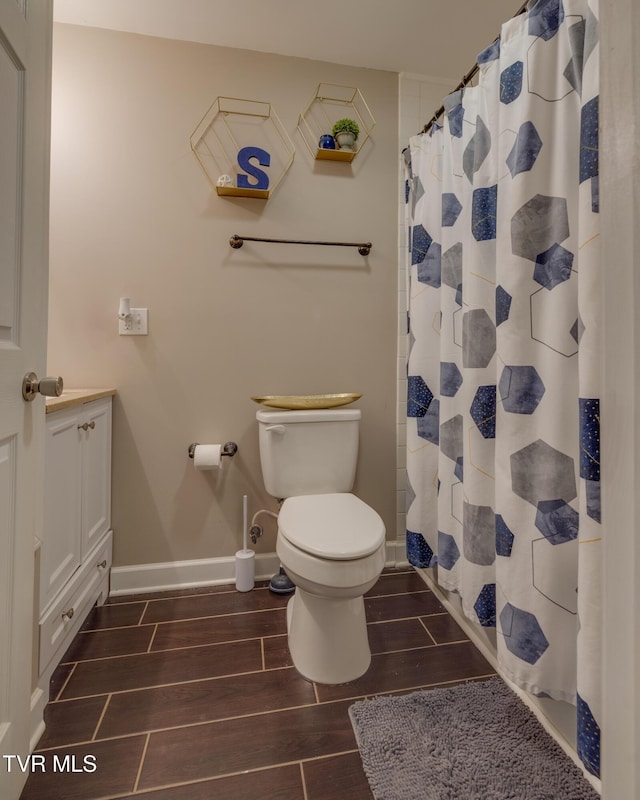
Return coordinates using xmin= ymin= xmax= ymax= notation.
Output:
xmin=193 ymin=444 xmax=223 ymax=471
xmin=235 ymin=549 xmax=255 ymax=592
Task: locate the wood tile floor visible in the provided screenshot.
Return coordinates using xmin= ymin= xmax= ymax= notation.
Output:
xmin=20 ymin=568 xmax=495 ymax=800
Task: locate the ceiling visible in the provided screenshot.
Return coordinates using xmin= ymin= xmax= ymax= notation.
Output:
xmin=53 ymin=0 xmax=520 ymax=82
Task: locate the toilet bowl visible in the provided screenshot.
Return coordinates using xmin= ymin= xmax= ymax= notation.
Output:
xmin=256 ymin=408 xmax=386 ymax=684
xmin=276 ymin=492 xmax=386 ymax=684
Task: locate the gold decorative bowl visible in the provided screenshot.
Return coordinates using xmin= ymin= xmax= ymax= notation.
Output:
xmin=251 ymin=393 xmax=362 ymax=410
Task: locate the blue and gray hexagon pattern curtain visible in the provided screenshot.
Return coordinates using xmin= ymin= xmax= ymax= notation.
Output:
xmin=405 ymin=0 xmax=600 ymax=777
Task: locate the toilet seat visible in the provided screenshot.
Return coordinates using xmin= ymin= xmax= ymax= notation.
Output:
xmin=278 ymin=493 xmax=385 ymax=560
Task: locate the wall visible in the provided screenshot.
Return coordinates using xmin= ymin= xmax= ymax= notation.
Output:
xmin=48 ymin=24 xmax=399 ymax=568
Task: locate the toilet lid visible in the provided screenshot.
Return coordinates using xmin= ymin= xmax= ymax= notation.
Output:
xmin=278 ymin=493 xmax=385 ymax=560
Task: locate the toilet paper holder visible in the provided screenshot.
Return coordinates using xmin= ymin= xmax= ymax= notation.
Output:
xmin=188 ymin=441 xmax=238 ymax=459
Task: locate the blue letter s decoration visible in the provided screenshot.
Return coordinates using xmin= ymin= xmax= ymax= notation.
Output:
xmin=237 ymin=146 xmax=271 ymax=190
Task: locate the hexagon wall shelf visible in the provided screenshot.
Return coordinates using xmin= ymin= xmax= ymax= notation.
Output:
xmin=297 ymin=83 xmax=375 ymax=163
xmin=190 ymin=97 xmax=295 ymax=199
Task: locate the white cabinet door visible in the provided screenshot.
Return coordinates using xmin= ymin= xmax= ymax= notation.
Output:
xmin=40 ymin=410 xmax=83 ymax=613
xmin=40 ymin=397 xmax=112 ymax=612
xmin=81 ymin=398 xmax=112 ymax=557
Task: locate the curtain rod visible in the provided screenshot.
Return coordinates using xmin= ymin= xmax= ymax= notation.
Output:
xmin=420 ymin=1 xmax=529 ymax=135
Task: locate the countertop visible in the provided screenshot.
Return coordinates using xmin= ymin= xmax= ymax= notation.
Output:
xmin=45 ymin=388 xmax=117 ymax=414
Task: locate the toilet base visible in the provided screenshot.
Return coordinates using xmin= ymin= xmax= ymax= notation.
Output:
xmin=286 ymin=588 xmax=371 ymax=685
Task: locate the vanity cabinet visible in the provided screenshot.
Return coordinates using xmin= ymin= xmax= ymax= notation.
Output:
xmin=38 ymin=393 xmax=114 ymax=676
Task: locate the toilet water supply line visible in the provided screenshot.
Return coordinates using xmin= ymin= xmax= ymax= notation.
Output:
xmin=249 ymin=508 xmax=278 ymax=544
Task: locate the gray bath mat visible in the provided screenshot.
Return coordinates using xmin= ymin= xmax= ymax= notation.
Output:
xmin=349 ymin=678 xmax=599 ymax=800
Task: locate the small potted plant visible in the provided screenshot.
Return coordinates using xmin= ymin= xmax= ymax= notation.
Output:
xmin=332 ymin=118 xmax=360 ymax=151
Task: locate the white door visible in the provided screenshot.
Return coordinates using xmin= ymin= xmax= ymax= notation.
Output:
xmin=0 ymin=2 xmax=52 ymax=799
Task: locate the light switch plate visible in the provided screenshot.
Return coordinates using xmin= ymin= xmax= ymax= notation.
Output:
xmin=119 ymin=308 xmax=148 ymax=335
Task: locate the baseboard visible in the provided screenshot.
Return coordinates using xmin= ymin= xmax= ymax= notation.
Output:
xmin=109 ymin=542 xmax=406 ymax=597
xmin=391 ymin=540 xmax=409 ymax=567
xmin=109 ymin=553 xmax=281 ymax=596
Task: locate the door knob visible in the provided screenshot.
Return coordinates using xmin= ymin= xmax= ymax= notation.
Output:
xmin=22 ymin=372 xmax=64 ymax=402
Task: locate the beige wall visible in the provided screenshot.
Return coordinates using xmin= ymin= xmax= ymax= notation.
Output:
xmin=48 ymin=24 xmax=399 ymax=567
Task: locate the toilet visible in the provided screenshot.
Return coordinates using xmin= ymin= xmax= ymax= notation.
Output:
xmin=256 ymin=407 xmax=386 ymax=684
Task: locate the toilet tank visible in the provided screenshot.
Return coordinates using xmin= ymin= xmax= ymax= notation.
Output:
xmin=256 ymin=408 xmax=360 ymax=498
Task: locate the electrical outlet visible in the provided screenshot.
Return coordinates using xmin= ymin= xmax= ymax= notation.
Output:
xmin=119 ymin=308 xmax=148 ymax=335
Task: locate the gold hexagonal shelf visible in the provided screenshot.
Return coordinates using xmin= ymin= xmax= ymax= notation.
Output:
xmin=297 ymin=83 xmax=376 ymax=163
xmin=190 ymin=97 xmax=295 ymax=199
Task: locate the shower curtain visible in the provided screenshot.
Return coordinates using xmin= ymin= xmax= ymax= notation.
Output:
xmin=405 ymin=0 xmax=600 ymax=776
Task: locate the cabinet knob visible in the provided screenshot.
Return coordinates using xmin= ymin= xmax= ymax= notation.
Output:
xmin=78 ymin=421 xmax=96 ymax=431
xmin=61 ymin=607 xmax=75 ymax=621
xmin=22 ymin=372 xmax=64 ymax=402
xmin=97 ymin=559 xmax=107 ymax=569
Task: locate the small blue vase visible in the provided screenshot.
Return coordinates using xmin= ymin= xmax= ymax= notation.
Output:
xmin=319 ymin=134 xmax=336 ymax=150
